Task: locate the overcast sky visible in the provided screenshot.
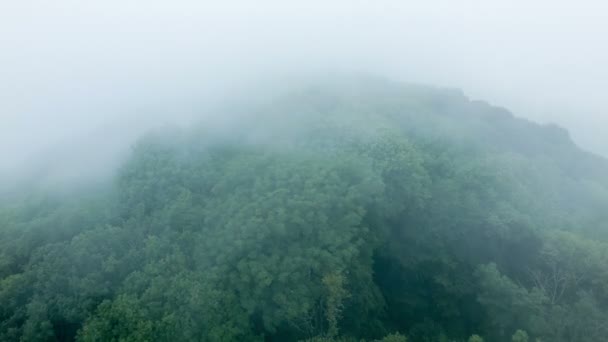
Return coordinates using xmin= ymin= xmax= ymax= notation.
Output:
xmin=1 ymin=0 xmax=607 ymax=179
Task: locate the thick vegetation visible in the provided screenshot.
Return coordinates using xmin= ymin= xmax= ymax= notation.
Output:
xmin=2 ymin=78 xmax=608 ymax=341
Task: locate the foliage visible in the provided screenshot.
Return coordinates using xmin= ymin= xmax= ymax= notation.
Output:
xmin=468 ymin=335 xmax=484 ymax=342
xmin=511 ymin=330 xmax=529 ymax=342
xmin=1 ymin=77 xmax=608 ymax=341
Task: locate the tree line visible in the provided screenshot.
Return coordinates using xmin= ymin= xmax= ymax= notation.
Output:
xmin=1 ymin=78 xmax=608 ymax=341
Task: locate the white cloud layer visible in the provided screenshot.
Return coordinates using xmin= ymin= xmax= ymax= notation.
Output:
xmin=1 ymin=0 xmax=607 ymax=178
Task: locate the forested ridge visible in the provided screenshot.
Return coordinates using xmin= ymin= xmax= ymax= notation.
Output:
xmin=2 ymin=77 xmax=608 ymax=342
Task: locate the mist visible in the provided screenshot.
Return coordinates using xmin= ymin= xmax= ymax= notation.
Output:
xmin=4 ymin=2 xmax=608 ymax=341
xmin=2 ymin=0 xmax=607 ymax=185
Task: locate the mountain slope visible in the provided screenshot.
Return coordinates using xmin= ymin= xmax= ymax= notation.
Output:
xmin=1 ymin=77 xmax=607 ymax=342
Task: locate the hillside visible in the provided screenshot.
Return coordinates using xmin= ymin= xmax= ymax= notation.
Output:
xmin=1 ymin=77 xmax=608 ymax=342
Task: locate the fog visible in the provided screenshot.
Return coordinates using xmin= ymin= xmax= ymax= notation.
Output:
xmin=2 ymin=0 xmax=607 ymax=185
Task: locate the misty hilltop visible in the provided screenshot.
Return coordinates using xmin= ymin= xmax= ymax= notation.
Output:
xmin=1 ymin=77 xmax=608 ymax=342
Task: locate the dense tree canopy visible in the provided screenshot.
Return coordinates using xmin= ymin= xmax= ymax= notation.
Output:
xmin=2 ymin=77 xmax=608 ymax=341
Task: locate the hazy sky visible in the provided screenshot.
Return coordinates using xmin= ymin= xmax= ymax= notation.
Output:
xmin=1 ymin=0 xmax=607 ymax=179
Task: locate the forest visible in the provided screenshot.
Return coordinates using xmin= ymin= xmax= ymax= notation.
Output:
xmin=1 ymin=77 xmax=608 ymax=342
